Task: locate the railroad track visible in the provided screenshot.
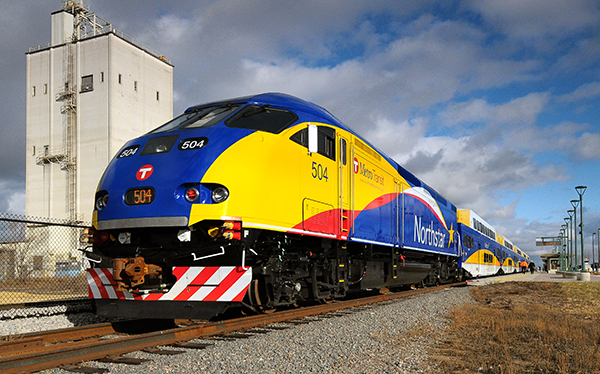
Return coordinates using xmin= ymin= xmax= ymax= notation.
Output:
xmin=0 ymin=282 xmax=464 ymax=373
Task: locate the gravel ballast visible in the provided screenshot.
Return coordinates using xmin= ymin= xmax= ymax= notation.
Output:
xmin=4 ymin=287 xmax=472 ymax=374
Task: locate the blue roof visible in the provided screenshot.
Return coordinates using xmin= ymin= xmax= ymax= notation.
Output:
xmin=185 ymin=92 xmax=345 ymax=128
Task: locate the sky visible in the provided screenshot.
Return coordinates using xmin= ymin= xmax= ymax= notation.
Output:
xmin=2 ymin=0 xmax=600 ymax=267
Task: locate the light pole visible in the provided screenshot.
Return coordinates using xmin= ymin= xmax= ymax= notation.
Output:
xmin=567 ymin=211 xmax=574 ymax=270
xmin=575 ymin=186 xmax=587 ymax=272
xmin=571 ymin=200 xmax=579 ymax=271
xmin=597 ymin=228 xmax=600 ymax=272
xmin=593 ymin=232 xmax=596 ymax=272
xmin=561 ymin=225 xmax=567 ymax=271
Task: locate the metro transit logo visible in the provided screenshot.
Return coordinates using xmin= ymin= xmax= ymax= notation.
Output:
xmin=136 ymin=165 xmax=154 ymax=181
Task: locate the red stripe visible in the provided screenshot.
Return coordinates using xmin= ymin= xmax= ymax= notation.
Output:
xmin=172 ymin=266 xmax=189 ymax=280
xmin=100 ymin=268 xmax=130 ymax=300
xmin=144 ymin=267 xmax=192 ymax=301
xmin=90 ymin=269 xmax=109 ymax=299
xmin=190 ymin=267 xmax=220 ymax=285
xmin=231 ymin=283 xmax=250 ymax=302
xmin=363 ymin=193 xmax=398 ymax=210
xmin=99 ymin=268 xmax=126 ymax=299
xmin=87 ymin=270 xmax=95 ymax=298
xmin=173 ymin=267 xmax=219 ymax=301
xmin=173 ymin=287 xmax=199 ymax=301
xmin=143 ymin=292 xmax=164 ymax=301
xmin=203 ymin=267 xmax=246 ymax=301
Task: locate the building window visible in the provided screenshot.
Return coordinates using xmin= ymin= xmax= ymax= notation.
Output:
xmin=32 ymin=86 xmax=36 ymax=96
xmin=80 ymin=75 xmax=93 ymax=93
xmin=156 ymin=91 xmax=160 ymax=101
xmin=33 ymin=256 xmax=43 ymax=271
xmin=118 ymin=74 xmax=122 ymax=84
xmin=32 ymin=146 xmax=36 ymax=156
xmin=100 ymin=72 xmax=104 ymax=82
xmin=134 ymin=81 xmax=138 ymax=91
xmin=44 ymin=84 xmax=48 ymax=94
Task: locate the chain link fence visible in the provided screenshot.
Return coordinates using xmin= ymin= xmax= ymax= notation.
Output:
xmin=0 ymin=213 xmax=91 ymax=305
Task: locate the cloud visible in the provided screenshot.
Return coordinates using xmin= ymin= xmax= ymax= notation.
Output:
xmin=509 ymin=122 xmax=600 ymax=161
xmin=576 ymin=132 xmax=600 ymax=159
xmin=440 ymin=92 xmax=550 ymax=127
xmin=0 ymin=181 xmax=25 ymax=215
xmin=466 ymin=0 xmax=600 ymax=40
xmin=438 ymin=94 xmax=600 ymax=161
xmin=367 ymin=116 xmax=428 ymax=161
xmin=558 ymin=81 xmax=600 ymax=102
xmin=491 ymin=217 xmax=561 ymax=263
xmin=392 ymin=134 xmax=568 ymax=215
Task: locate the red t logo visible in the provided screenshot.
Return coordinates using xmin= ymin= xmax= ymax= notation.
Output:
xmin=136 ymin=165 xmax=154 ymax=180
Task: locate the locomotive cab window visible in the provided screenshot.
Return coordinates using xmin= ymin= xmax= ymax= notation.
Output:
xmin=149 ymin=105 xmax=241 ymax=134
xmin=226 ymin=105 xmax=298 ymax=134
xmin=290 ymin=126 xmax=336 ymax=161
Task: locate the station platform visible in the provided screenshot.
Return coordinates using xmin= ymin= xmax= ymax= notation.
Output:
xmin=466 ymin=270 xmax=600 ymax=286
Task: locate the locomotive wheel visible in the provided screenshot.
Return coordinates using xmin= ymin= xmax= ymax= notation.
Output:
xmin=248 ymin=278 xmax=275 ymax=314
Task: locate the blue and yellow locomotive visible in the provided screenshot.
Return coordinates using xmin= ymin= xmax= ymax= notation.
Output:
xmin=85 ymin=93 xmax=530 ymax=319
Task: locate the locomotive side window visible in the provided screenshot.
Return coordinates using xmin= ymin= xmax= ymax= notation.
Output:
xmin=290 ymin=126 xmax=336 ymax=161
xmin=318 ymin=127 xmax=335 ymax=160
xmin=226 ymin=105 xmax=298 ymax=134
xmin=290 ymin=128 xmax=308 ymax=146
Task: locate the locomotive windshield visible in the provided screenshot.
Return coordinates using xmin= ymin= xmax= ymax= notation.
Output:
xmin=225 ymin=105 xmax=298 ymax=134
xmin=148 ymin=105 xmax=241 ymax=134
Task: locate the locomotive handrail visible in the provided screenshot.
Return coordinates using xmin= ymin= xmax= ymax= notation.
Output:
xmin=78 ymin=246 xmax=102 ymax=263
xmin=192 ymin=246 xmax=225 ymax=261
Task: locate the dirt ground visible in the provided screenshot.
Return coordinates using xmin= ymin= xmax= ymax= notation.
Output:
xmin=431 ymin=282 xmax=600 ymax=374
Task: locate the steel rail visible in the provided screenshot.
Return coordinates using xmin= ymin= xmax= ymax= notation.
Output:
xmin=0 ymin=322 xmax=119 ymax=356
xmin=0 ymin=282 xmax=463 ymax=373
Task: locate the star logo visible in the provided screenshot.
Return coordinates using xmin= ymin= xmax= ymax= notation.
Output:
xmin=448 ymin=223 xmax=455 ymax=248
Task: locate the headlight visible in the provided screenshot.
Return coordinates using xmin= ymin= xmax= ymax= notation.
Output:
xmin=95 ymin=191 xmax=109 ymax=210
xmin=211 ymin=186 xmax=229 ymax=203
xmin=185 ymin=187 xmax=200 ymax=202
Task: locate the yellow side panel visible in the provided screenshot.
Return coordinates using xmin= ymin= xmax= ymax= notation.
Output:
xmin=464 ymin=249 xmax=500 ymax=266
xmin=189 ymin=126 xmax=304 ymax=229
xmin=457 ymin=209 xmax=471 ymax=225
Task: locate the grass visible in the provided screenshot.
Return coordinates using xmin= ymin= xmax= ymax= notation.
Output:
xmin=432 ymin=282 xmax=600 ymax=374
xmin=0 ymin=274 xmax=87 ymax=305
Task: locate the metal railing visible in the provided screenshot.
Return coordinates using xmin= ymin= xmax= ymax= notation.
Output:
xmin=0 ymin=213 xmax=91 ymax=305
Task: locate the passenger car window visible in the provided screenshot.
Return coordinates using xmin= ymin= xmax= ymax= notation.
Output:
xmin=226 ymin=105 xmax=298 ymax=134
